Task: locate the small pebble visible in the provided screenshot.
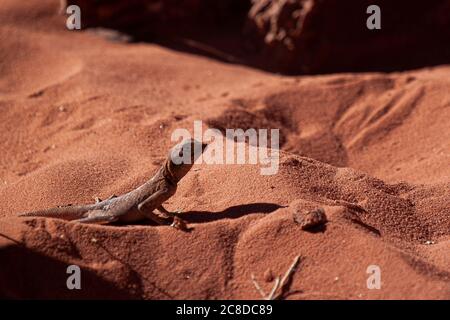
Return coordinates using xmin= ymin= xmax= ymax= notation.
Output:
xmin=263 ymin=269 xmax=274 ymax=282
xmin=293 ymin=207 xmax=328 ymax=230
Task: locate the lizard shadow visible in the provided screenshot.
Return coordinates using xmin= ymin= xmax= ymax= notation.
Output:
xmin=179 ymin=202 xmax=285 ymax=224
xmin=300 ymin=224 xmax=327 ymax=234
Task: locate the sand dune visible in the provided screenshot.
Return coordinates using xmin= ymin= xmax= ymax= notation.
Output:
xmin=0 ymin=1 xmax=448 ymax=299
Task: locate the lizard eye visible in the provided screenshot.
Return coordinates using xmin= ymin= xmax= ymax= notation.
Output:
xmin=169 ymin=146 xmax=186 ymax=165
xmin=170 ymin=139 xmax=201 ymax=165
xmin=175 ymin=149 xmax=186 ymax=163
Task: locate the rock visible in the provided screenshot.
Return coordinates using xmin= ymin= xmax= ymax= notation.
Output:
xmin=263 ymin=269 xmax=274 ymax=282
xmin=293 ymin=207 xmax=327 ymax=230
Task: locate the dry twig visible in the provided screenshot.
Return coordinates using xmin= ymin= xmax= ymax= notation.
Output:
xmin=251 ymin=255 xmax=301 ymax=300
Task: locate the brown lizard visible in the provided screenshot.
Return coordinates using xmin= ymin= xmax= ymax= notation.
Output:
xmin=19 ymin=139 xmax=207 ymax=230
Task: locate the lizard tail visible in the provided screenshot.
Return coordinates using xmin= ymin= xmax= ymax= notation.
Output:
xmin=18 ymin=204 xmax=98 ymax=220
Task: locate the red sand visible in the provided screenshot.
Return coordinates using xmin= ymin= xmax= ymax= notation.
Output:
xmin=0 ymin=1 xmax=449 ymax=299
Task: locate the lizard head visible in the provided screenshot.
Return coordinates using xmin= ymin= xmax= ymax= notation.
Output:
xmin=166 ymin=139 xmax=207 ymax=183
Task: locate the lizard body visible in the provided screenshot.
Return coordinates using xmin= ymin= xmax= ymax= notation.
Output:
xmin=19 ymin=139 xmax=207 ymax=229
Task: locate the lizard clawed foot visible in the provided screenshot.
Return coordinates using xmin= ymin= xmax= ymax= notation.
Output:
xmin=170 ymin=216 xmax=191 ymax=232
xmin=144 ymin=211 xmax=190 ymax=231
xmin=157 ymin=207 xmax=191 ymax=231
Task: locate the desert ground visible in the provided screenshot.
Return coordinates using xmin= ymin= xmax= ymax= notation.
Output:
xmin=0 ymin=0 xmax=449 ymax=299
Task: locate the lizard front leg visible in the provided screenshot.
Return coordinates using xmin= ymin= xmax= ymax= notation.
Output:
xmin=137 ymin=188 xmax=170 ymax=212
xmin=156 ymin=205 xmax=177 ymax=218
xmin=137 ymin=188 xmax=173 ymax=225
xmin=137 ymin=190 xmax=188 ymax=230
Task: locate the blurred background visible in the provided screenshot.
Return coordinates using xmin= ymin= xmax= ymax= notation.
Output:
xmin=67 ymin=0 xmax=450 ymax=74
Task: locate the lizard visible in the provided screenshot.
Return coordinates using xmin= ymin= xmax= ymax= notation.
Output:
xmin=19 ymin=139 xmax=207 ymax=230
